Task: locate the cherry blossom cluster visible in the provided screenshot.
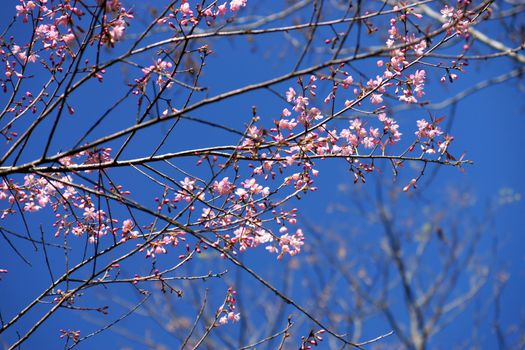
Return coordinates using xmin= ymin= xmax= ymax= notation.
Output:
xmin=372 ymin=2 xmax=472 ymax=105
xmin=142 ymin=230 xmax=186 ymax=259
xmin=300 ymin=329 xmax=325 ymax=350
xmin=137 ymin=59 xmax=175 ymax=90
xmin=53 ymin=288 xmax=77 ymax=306
xmin=440 ymin=1 xmax=475 ymax=38
xmin=96 ymin=1 xmax=134 ymax=46
xmin=217 ymin=287 xmax=240 ymax=325
xmin=134 ymin=44 xmax=213 ymax=94
xmin=1 ymin=0 xmax=133 ymax=142
xmin=157 ymin=0 xmax=247 ymax=28
xmin=12 ymin=0 xmax=132 ymax=62
xmin=0 ymin=169 xmax=134 ymax=246
xmin=150 ymin=167 xmax=305 ymax=259
xmin=59 ymin=329 xmax=80 ymax=344
xmin=0 ymin=175 xmax=75 ymax=217
xmin=383 ymin=13 xmax=429 ymax=104
xmin=414 ymin=117 xmax=453 ymax=155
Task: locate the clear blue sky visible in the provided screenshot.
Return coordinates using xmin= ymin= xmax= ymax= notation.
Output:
xmin=0 ymin=1 xmax=523 ymax=349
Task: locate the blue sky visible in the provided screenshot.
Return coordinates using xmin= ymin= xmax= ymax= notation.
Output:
xmin=0 ymin=1 xmax=524 ymax=349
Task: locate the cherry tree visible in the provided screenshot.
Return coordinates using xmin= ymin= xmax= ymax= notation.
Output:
xmin=0 ymin=0 xmax=523 ymax=349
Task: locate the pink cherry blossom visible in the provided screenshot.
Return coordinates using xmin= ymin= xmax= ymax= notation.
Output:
xmin=217 ymin=3 xmax=228 ymax=16
xmin=229 ymin=0 xmax=247 ymax=12
xmin=370 ymin=93 xmax=383 ymax=105
xmin=180 ymin=2 xmax=193 ymax=16
xmin=285 ymin=87 xmax=296 ymax=102
xmin=213 ymin=177 xmax=233 ymax=196
xmin=440 ymin=5 xmax=454 ymax=19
